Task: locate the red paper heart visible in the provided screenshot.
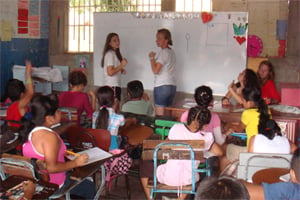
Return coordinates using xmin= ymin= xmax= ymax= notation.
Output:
xmin=235 ymin=36 xmax=246 ymax=45
xmin=201 ymin=12 xmax=213 ymax=24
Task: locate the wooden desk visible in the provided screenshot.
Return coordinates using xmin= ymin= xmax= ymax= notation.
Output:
xmin=119 ymin=124 xmax=154 ymax=146
xmin=0 ymin=175 xmax=58 ymax=199
xmin=166 ymin=101 xmax=300 ymax=143
xmin=252 ymin=168 xmax=289 ymax=185
xmin=69 ymin=155 xmax=112 ymax=200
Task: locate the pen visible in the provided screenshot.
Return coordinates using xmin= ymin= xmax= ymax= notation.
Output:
xmin=66 ymin=150 xmax=80 ymax=157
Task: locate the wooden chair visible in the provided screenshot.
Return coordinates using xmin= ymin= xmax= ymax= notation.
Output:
xmin=59 ymin=107 xmax=79 ymax=123
xmin=0 ymin=153 xmax=48 ymax=182
xmin=67 ymin=127 xmax=131 ymax=199
xmin=142 ymin=139 xmax=211 ymax=198
xmin=237 ymin=152 xmax=293 ymax=182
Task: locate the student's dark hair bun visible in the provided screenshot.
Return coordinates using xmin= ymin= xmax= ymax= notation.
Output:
xmin=194 ymin=85 xmax=213 ymax=108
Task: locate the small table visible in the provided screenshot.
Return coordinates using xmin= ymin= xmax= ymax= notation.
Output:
xmin=252 ymin=168 xmax=290 ymax=185
xmin=0 ymin=175 xmax=58 ymax=199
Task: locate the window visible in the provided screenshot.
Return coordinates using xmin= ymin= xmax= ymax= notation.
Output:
xmin=68 ymin=0 xmax=212 ymax=53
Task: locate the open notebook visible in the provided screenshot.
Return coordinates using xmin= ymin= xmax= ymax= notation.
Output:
xmin=66 ymin=147 xmax=112 ymax=165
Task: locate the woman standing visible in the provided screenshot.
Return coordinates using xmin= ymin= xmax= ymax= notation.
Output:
xmin=149 ymin=28 xmax=176 ymax=116
xmin=101 ymin=32 xmax=127 ymax=102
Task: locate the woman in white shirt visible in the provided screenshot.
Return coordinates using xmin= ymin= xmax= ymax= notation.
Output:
xmin=101 ymin=32 xmax=127 ymax=102
xmin=149 ymin=28 xmax=176 ymax=116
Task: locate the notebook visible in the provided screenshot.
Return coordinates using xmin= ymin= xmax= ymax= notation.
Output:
xmin=66 ymin=147 xmax=112 ymax=165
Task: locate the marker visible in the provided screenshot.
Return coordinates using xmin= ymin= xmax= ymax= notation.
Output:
xmin=66 ymin=150 xmax=80 ymax=157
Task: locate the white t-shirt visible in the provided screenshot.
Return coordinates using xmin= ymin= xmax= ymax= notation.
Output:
xmin=253 ymin=134 xmax=290 ymax=154
xmin=154 ymin=48 xmax=176 ymax=87
xmin=103 ymin=50 xmax=121 ymax=87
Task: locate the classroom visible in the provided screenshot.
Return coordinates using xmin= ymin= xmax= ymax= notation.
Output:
xmin=0 ymin=0 xmax=300 ymax=199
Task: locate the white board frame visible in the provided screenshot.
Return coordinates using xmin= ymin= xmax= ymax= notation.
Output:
xmin=93 ymin=12 xmax=248 ymax=95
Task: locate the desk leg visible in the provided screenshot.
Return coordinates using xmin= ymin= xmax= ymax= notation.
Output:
xmin=94 ymin=164 xmax=105 ymax=200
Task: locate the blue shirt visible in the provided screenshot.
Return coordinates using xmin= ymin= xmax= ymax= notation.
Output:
xmin=263 ymin=182 xmax=300 ymax=200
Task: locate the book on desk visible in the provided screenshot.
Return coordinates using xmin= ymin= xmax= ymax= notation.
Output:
xmin=66 ymin=147 xmax=112 ymax=165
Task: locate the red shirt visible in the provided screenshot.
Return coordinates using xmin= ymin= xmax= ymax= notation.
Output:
xmin=58 ymin=91 xmax=93 ymax=120
xmin=6 ymin=102 xmax=22 ymax=128
xmin=261 ymin=80 xmax=281 ymax=102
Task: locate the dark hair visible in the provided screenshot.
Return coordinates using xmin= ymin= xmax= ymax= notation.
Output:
xmin=258 ymin=60 xmax=275 ymax=80
xmin=242 ymin=87 xmax=270 ymax=133
xmin=244 ymin=69 xmax=260 ymax=89
xmin=69 ymin=70 xmax=87 ymax=86
xmin=291 ymin=148 xmax=300 ymax=181
xmin=95 ymin=86 xmax=115 ymax=129
xmin=19 ymin=94 xmax=59 ymax=143
xmin=194 ymin=85 xmax=213 ymax=108
xmin=127 ymin=80 xmax=144 ymax=99
xmin=6 ymin=79 xmax=26 ymax=101
xmin=197 ymin=176 xmax=250 ymax=200
xmin=259 ymin=119 xmax=282 ymax=140
xmin=157 ymin=28 xmax=173 ymax=46
xmin=101 ymin=33 xmax=122 ymax=67
xmin=187 ymin=106 xmax=211 ymax=131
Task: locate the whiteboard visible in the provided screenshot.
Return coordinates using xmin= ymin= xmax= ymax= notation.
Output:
xmin=93 ymin=12 xmax=248 ymax=95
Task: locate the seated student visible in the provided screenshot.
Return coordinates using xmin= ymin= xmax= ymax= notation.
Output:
xmin=220 ymin=87 xmax=271 ymax=172
xmin=140 ymin=106 xmax=223 ymax=200
xmin=196 ymin=175 xmax=250 ymax=200
xmin=58 ymin=70 xmax=96 ymax=124
xmin=92 ymin=86 xmax=135 ymax=150
xmin=257 ymin=60 xmax=281 ymax=104
xmin=6 ymin=60 xmax=34 ymax=128
xmin=21 ymin=95 xmax=96 ymax=199
xmin=248 ymin=119 xmax=297 ymax=154
xmin=180 ymin=85 xmax=225 ymax=145
xmin=121 ymin=80 xmax=154 ymax=116
xmin=222 ymin=69 xmax=260 ymax=106
xmin=244 ymin=148 xmax=300 ymax=200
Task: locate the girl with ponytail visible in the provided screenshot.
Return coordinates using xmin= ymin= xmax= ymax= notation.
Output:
xmin=180 ymin=85 xmax=224 ymax=145
xmin=92 ymin=86 xmax=126 ymax=150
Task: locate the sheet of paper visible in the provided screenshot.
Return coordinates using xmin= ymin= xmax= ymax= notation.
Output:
xmin=67 ymin=147 xmax=112 ymax=165
xmin=1 ymin=21 xmax=12 ymax=41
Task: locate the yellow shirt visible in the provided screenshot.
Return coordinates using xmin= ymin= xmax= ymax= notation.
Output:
xmin=241 ymin=108 xmax=271 ymax=146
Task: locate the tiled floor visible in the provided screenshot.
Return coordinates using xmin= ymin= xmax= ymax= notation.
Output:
xmin=99 ymin=169 xmax=196 ymax=200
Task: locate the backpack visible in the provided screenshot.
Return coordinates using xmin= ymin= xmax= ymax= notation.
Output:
xmin=103 ymin=149 xmax=132 ymax=181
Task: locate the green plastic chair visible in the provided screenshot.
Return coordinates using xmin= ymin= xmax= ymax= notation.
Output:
xmin=154 ymin=119 xmax=183 ymax=140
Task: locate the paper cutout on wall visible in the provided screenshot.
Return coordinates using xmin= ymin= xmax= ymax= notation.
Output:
xmin=18 ymin=9 xmax=28 ymax=16
xmin=18 ymin=27 xmax=28 ymax=34
xmin=29 ymin=29 xmax=39 ymax=37
xmin=232 ymin=23 xmax=247 ymax=45
xmin=18 ymin=21 xmax=28 ymax=27
xmin=18 ymin=1 xmax=29 ymax=9
xmin=29 ymin=22 xmax=39 ymax=28
xmin=18 ymin=15 xmax=28 ymax=21
xmin=201 ymin=12 xmax=213 ymax=23
xmin=1 ymin=21 xmax=12 ymax=41
xmin=29 ymin=15 xmax=39 ymax=21
xmin=234 ymin=36 xmax=246 ymax=45
xmin=233 ymin=23 xmax=248 ymax=36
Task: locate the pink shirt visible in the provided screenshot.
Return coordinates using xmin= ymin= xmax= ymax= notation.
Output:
xmin=59 ymin=91 xmax=93 ymax=119
xmin=23 ymin=126 xmax=66 ymax=187
xmin=180 ymin=110 xmax=225 ymax=145
xmin=156 ymin=123 xmax=214 ymax=186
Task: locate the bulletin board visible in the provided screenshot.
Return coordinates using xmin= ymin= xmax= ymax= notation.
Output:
xmin=93 ymin=12 xmax=248 ymax=95
xmin=0 ymin=0 xmax=49 ymax=40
